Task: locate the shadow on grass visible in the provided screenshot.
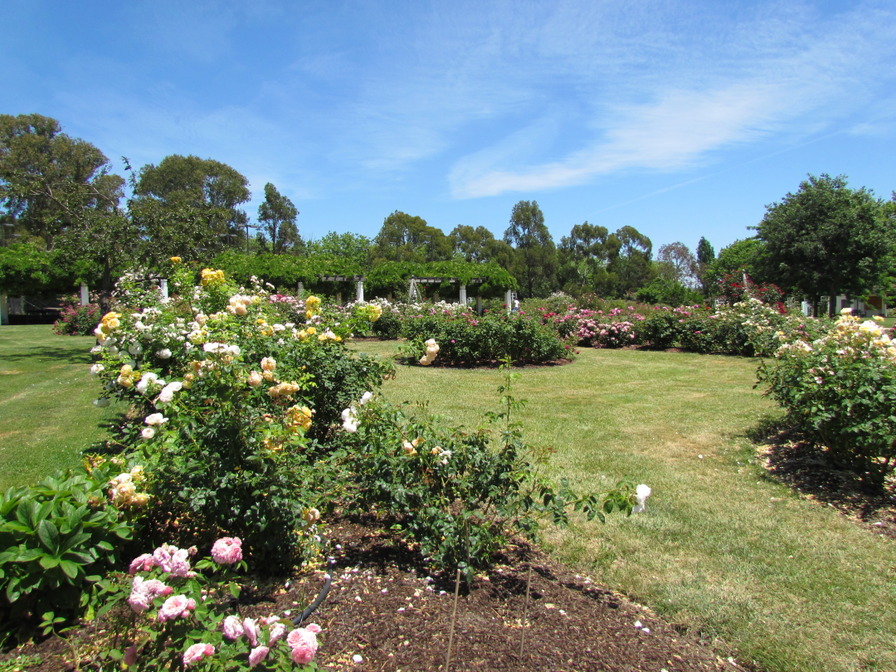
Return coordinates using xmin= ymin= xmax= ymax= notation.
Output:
xmin=747 ymin=416 xmax=896 ymax=538
xmin=1 ymin=346 xmax=93 ymax=364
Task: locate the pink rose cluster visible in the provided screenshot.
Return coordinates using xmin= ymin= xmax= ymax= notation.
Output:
xmin=128 ymin=576 xmax=173 ymax=612
xmin=158 ymin=593 xmax=197 ymax=622
xmin=222 ymin=614 xmax=321 ymax=667
xmin=129 ymin=543 xmax=196 ymax=578
xmin=211 ymin=536 xmax=243 ymax=565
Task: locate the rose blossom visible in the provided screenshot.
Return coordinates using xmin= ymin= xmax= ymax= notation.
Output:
xmin=158 ymin=594 xmax=196 ymax=622
xmin=211 ymin=537 xmax=242 ymax=565
xmin=248 ymin=646 xmax=270 ymax=668
xmin=287 ymin=623 xmax=321 ymax=664
xmin=222 ymin=614 xmax=244 ymax=640
xmin=182 ymin=643 xmax=214 ymax=667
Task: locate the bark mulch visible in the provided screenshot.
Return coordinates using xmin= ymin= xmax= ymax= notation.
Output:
xmin=2 ymin=516 xmax=753 ymax=672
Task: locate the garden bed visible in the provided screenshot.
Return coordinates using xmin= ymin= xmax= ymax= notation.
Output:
xmin=3 ymin=516 xmax=752 ymax=672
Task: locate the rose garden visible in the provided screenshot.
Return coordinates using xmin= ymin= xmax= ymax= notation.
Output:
xmin=0 ymin=259 xmax=894 ymax=672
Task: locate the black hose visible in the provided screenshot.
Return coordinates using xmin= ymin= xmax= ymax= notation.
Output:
xmin=292 ymin=573 xmax=332 ymax=625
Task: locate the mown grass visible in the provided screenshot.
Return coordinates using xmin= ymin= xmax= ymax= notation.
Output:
xmin=353 ymin=340 xmax=896 ymax=672
xmin=0 ymin=325 xmax=122 ymax=490
xmin=2 ymin=330 xmax=893 ymax=671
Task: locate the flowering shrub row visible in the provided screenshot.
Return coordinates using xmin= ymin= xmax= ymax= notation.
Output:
xmin=759 ymin=311 xmax=896 ymax=487
xmin=533 ymin=299 xmax=830 ymax=357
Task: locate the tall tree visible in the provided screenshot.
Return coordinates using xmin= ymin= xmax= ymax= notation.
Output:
xmin=449 ymin=225 xmax=495 ymax=262
xmin=756 ymin=174 xmax=894 ymax=316
xmin=372 ymin=211 xmax=451 ymax=263
xmin=695 ymin=237 xmax=715 ymax=296
xmin=305 ymin=232 xmax=372 ymax=267
xmin=607 ymin=225 xmax=653 ymax=297
xmin=0 ymin=113 xmax=119 ymax=249
xmin=503 ymin=200 xmax=557 ymax=298
xmin=130 ymin=154 xmax=250 ymax=263
xmin=656 ymin=241 xmax=698 ymax=288
xmin=558 ymin=222 xmax=611 ymax=296
xmin=258 ymin=182 xmax=300 ymax=254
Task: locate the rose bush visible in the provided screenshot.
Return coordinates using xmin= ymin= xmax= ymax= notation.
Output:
xmin=759 ymin=311 xmax=896 ymax=487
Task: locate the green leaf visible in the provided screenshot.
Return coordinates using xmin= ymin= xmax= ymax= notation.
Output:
xmin=37 ymin=519 xmax=60 ymax=553
xmin=59 ymin=559 xmax=81 ymax=580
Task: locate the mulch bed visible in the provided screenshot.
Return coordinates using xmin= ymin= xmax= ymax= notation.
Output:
xmin=3 ymin=516 xmax=752 ymax=672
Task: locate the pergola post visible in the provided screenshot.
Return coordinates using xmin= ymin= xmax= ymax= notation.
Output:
xmin=505 ymin=289 xmax=513 ymax=312
xmin=297 ymin=281 xmax=305 ymax=297
xmin=0 ymin=294 xmax=8 ymax=326
xmin=80 ymin=283 xmax=90 ymax=306
xmin=356 ymin=279 xmax=365 ymax=303
xmin=459 ymin=284 xmax=467 ymax=305
xmin=160 ymin=279 xmax=169 ymax=301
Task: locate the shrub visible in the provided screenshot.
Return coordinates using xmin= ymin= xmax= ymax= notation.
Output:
xmin=90 ymin=271 xmax=390 ymax=572
xmin=759 ymin=311 xmax=896 ymax=487
xmin=333 ymin=363 xmax=635 ymax=575
xmin=53 ymin=296 xmax=102 ymax=336
xmin=0 ymin=464 xmax=133 ymax=640
xmin=401 ymin=310 xmax=568 ymax=366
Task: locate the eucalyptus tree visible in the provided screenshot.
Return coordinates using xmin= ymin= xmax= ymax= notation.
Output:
xmin=258 ymin=182 xmax=300 ymax=254
xmin=503 ymin=200 xmax=557 ymax=298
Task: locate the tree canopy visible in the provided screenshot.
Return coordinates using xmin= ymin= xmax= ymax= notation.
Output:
xmin=756 ymin=174 xmax=895 ymax=316
xmin=504 ymin=200 xmax=557 ymax=298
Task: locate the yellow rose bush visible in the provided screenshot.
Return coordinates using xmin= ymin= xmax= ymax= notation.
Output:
xmin=90 ymin=269 xmax=392 ymax=571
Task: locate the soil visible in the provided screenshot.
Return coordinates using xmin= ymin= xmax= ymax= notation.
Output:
xmin=4 ymin=516 xmax=752 ymax=672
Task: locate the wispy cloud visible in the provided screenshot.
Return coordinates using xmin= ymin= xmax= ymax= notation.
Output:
xmin=448 ymin=1 xmax=896 ymax=198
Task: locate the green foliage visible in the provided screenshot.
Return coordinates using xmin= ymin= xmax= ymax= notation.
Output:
xmin=211 ymin=250 xmax=363 ymax=290
xmin=335 ymin=362 xmax=633 ymax=576
xmin=759 ymin=312 xmax=896 ymax=487
xmin=257 ymin=182 xmax=300 ymax=255
xmin=365 ymin=260 xmax=516 ymax=298
xmin=504 ymin=200 xmax=557 ymax=298
xmin=635 ymin=276 xmax=702 ymax=306
xmin=0 ymin=464 xmax=133 ymax=641
xmin=0 ymin=242 xmax=70 ymax=294
xmin=757 ymin=174 xmax=895 ymax=316
xmin=372 ymin=210 xmax=451 ymax=264
xmin=400 ymin=309 xmax=569 ymax=366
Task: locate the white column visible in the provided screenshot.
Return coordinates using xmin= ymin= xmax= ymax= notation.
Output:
xmin=80 ymin=283 xmax=89 ymax=306
xmin=160 ymin=279 xmax=169 ymax=300
xmin=356 ymin=279 xmax=365 ymax=303
xmin=297 ymin=281 xmax=305 ymax=297
xmin=505 ymin=289 xmax=513 ymax=312
xmin=459 ymin=284 xmax=467 ymax=305
xmin=0 ymin=294 xmax=8 ymax=325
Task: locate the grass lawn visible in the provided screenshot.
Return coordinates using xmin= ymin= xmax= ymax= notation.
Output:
xmin=353 ymin=340 xmax=896 ymax=672
xmin=0 ymin=325 xmax=122 ymax=490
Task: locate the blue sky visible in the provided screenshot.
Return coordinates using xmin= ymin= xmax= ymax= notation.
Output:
xmin=5 ymin=0 xmax=896 ymax=256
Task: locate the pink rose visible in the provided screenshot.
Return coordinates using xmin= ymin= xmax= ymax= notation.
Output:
xmin=128 ymin=577 xmax=171 ymax=613
xmin=158 ymin=594 xmax=195 ymax=622
xmin=211 ymin=537 xmax=243 ymax=565
xmin=248 ymin=646 xmax=270 ymax=668
xmin=222 ymin=615 xmax=244 ymax=640
xmin=287 ymin=624 xmax=321 ymax=664
xmin=268 ymin=621 xmax=287 ymax=644
xmin=128 ymin=553 xmax=156 ymax=574
xmin=183 ymin=643 xmax=214 ymax=667
xmin=243 ymin=617 xmax=260 ymax=647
